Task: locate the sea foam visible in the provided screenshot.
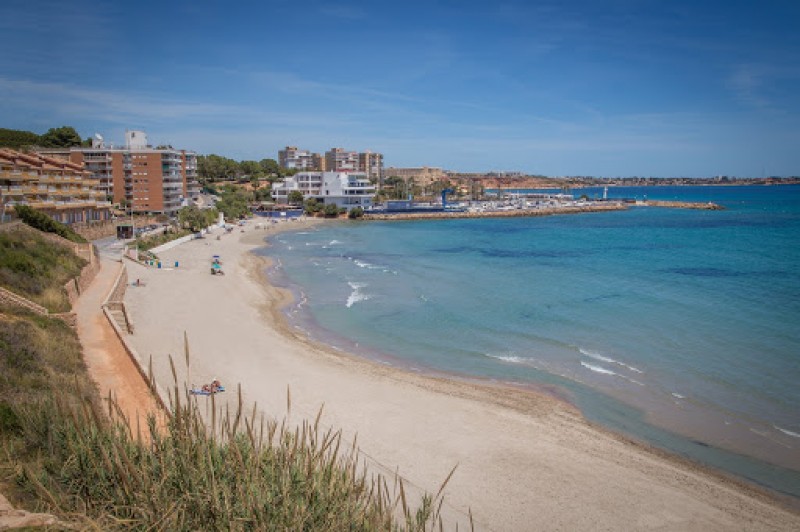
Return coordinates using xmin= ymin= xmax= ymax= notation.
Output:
xmin=579 ymin=348 xmax=644 ymax=373
xmin=485 ymin=353 xmax=536 ymax=366
xmin=774 ymin=425 xmax=800 ymax=438
xmin=580 ymin=361 xmax=644 ymax=385
xmin=346 ymin=282 xmax=371 ymax=308
xmin=580 ymin=361 xmax=616 ymax=376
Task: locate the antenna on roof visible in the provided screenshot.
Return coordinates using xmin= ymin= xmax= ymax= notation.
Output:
xmin=92 ymin=133 xmax=105 ymax=148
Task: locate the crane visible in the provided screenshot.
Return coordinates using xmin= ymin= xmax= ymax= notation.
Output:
xmin=441 ymin=188 xmax=454 ymax=210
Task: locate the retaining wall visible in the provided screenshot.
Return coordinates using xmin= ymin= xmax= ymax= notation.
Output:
xmin=0 ymin=286 xmax=48 ymax=314
xmin=101 ymin=263 xmax=169 ymax=413
xmin=150 ymin=234 xmax=195 ymax=254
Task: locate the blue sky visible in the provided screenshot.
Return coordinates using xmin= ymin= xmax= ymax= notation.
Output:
xmin=1 ymin=0 xmax=798 ymax=177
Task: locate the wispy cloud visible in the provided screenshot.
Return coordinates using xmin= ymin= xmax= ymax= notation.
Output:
xmin=727 ymin=64 xmax=771 ymax=109
xmin=725 ymin=63 xmax=800 ymax=117
xmin=318 ymin=4 xmax=367 ymax=20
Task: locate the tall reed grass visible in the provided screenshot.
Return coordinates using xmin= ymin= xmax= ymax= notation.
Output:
xmin=2 ymin=321 xmax=455 ymax=530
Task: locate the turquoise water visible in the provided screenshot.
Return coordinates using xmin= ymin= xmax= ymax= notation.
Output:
xmin=258 ymin=185 xmax=800 ymax=498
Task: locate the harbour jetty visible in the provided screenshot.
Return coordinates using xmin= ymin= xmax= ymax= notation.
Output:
xmin=363 ymin=200 xmax=722 ymax=221
xmin=643 ymin=200 xmax=725 ymax=210
xmin=364 ymin=204 xmax=626 ymax=221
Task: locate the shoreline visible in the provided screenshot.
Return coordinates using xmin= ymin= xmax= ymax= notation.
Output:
xmin=123 ymin=218 xmax=800 ymax=530
xmin=257 ymin=223 xmax=800 ymax=505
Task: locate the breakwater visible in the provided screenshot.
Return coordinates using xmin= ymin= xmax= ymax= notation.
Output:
xmin=363 ymin=204 xmax=628 ymax=221
xmin=643 ymin=200 xmax=724 ymax=210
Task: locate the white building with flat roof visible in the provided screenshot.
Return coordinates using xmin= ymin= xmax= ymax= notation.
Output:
xmin=272 ymin=171 xmax=375 ymax=209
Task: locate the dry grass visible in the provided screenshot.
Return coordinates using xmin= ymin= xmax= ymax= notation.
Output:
xmin=1 ymin=320 xmax=455 ymax=530
xmin=0 ymin=228 xmax=86 ymax=312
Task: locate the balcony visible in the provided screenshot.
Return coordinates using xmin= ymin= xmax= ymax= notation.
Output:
xmin=28 ymin=200 xmax=56 ymax=208
xmin=0 ymin=170 xmax=36 ymax=181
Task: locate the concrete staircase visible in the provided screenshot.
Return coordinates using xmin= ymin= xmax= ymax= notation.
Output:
xmin=104 ymin=302 xmax=133 ymax=334
xmin=107 ymin=307 xmax=128 ymax=332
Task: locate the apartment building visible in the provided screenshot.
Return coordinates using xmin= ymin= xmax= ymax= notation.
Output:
xmin=39 ymin=130 xmax=200 ymax=216
xmin=271 ymin=171 xmax=375 ymax=209
xmin=0 ymin=148 xmax=111 ymax=224
xmin=278 ymin=146 xmax=323 ymax=171
xmin=358 ymin=150 xmax=384 ymax=181
xmin=280 ymin=145 xmax=384 ymax=181
xmin=325 ymin=148 xmax=359 ymax=172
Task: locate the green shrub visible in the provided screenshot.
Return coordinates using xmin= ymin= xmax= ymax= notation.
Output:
xmin=303 ymin=198 xmax=322 ymax=215
xmin=13 ymin=205 xmax=87 ymax=243
xmin=323 ymin=203 xmax=340 ymax=217
xmin=348 ymin=206 xmax=364 ymax=219
xmin=0 ymin=401 xmax=21 ymax=435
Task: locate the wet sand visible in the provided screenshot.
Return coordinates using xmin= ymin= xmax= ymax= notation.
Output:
xmin=123 ymin=218 xmax=800 ymax=531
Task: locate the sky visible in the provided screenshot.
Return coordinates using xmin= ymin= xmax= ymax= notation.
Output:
xmin=1 ymin=0 xmax=798 ymax=177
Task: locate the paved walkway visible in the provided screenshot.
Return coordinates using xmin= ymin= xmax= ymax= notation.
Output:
xmin=74 ymin=257 xmax=164 ymax=437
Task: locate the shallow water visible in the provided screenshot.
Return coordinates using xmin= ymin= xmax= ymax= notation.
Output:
xmin=258 ymin=185 xmax=800 ymax=498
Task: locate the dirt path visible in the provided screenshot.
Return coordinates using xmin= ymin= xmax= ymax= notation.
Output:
xmin=74 ymin=257 xmax=165 ymax=436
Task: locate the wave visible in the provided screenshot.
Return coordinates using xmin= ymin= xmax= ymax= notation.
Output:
xmin=580 ymin=361 xmax=616 ymax=376
xmin=774 ymin=425 xmax=800 ymax=438
xmin=329 ymin=239 xmax=342 ymax=246
xmin=484 ymin=353 xmax=540 ymax=367
xmin=346 ymin=282 xmax=371 ymax=308
xmin=349 ymin=257 xmax=396 ymax=274
xmin=353 ymin=258 xmax=382 ymax=270
xmin=579 ymin=348 xmax=643 ymax=373
xmin=580 ymin=361 xmax=644 ymax=385
xmin=671 ymin=393 xmax=686 ymax=399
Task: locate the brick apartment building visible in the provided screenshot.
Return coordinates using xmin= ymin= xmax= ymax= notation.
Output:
xmin=40 ymin=130 xmax=200 ymax=216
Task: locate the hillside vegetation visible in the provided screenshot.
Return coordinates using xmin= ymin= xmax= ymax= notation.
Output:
xmin=14 ymin=205 xmax=87 ymax=243
xmin=0 ymin=226 xmax=86 ymax=312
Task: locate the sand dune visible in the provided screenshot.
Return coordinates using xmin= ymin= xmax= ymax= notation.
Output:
xmin=123 ymin=218 xmax=799 ymax=531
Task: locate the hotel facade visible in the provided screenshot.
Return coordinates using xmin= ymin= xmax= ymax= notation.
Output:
xmin=271 ymin=171 xmax=376 ymax=209
xmin=0 ymin=148 xmax=111 ymax=224
xmin=39 ymin=130 xmax=201 ymax=216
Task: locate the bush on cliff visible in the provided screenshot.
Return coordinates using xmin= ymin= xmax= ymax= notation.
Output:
xmin=13 ymin=205 xmax=87 ymax=243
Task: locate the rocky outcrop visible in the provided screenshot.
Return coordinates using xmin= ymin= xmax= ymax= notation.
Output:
xmin=0 ymin=493 xmax=63 ymax=530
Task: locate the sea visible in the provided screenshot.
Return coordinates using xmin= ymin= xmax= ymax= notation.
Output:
xmin=256 ymin=184 xmax=800 ymax=499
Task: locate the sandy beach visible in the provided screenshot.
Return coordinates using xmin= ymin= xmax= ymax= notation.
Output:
xmin=122 ymin=218 xmax=800 ymax=531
